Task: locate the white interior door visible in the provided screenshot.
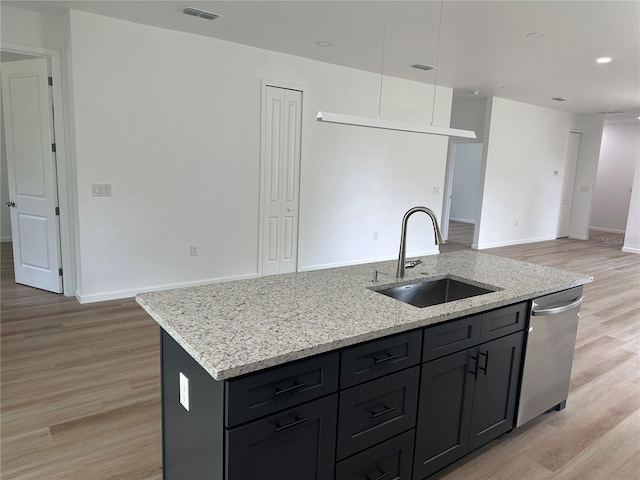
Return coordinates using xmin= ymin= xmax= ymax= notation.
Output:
xmin=557 ymin=132 xmax=581 ymax=238
xmin=1 ymin=58 xmax=62 ymax=293
xmin=261 ymin=86 xmax=302 ymax=276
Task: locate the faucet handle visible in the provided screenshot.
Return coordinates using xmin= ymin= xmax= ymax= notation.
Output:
xmin=405 ymin=259 xmax=423 ymax=269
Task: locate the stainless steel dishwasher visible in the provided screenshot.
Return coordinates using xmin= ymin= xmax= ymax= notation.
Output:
xmin=516 ymin=286 xmax=583 ymax=427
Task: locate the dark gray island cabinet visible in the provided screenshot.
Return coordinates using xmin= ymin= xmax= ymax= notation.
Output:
xmin=160 ymin=301 xmax=528 ymax=480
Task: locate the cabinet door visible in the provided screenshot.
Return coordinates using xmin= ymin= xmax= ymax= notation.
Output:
xmin=413 ymin=348 xmax=476 ymax=480
xmin=468 ymin=331 xmax=524 ymax=451
xmin=226 ymin=394 xmax=338 ymax=480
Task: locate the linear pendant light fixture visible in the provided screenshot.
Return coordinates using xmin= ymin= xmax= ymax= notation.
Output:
xmin=316 ymin=1 xmax=476 ymax=139
xmin=316 ymin=111 xmax=476 ymax=138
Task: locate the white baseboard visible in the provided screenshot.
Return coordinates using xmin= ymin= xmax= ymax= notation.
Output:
xmin=568 ymin=234 xmax=589 ymax=240
xmin=449 ymin=217 xmax=475 ymax=224
xmin=299 ymin=249 xmax=439 ymax=272
xmin=622 ymin=246 xmax=640 ymax=254
xmin=76 ymin=272 xmax=260 ymax=304
xmin=474 ymin=235 xmax=557 ymax=250
xmin=590 ymin=227 xmax=626 ymax=234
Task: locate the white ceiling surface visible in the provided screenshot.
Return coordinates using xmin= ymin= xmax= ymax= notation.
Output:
xmin=4 ymin=1 xmax=640 ymax=122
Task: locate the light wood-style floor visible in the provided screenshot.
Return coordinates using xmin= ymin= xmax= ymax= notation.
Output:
xmin=1 ymin=231 xmax=638 ymax=479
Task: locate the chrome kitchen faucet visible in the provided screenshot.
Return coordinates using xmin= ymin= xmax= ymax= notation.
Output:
xmin=396 ymin=206 xmax=444 ymax=279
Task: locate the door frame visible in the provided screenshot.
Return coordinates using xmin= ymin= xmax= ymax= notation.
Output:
xmin=2 ymin=42 xmax=75 ymax=296
xmin=442 ymin=139 xmax=484 ymax=241
xmin=257 ymin=79 xmax=306 ymax=276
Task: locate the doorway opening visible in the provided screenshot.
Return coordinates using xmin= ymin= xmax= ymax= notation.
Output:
xmin=1 ymin=43 xmax=74 ymax=296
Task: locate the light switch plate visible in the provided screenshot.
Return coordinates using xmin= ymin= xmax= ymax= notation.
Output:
xmin=92 ymin=184 xmax=112 ymax=196
xmin=179 ymin=372 xmax=189 ymax=411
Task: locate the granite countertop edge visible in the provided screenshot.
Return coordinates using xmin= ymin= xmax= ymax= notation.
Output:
xmin=136 ymin=251 xmax=593 ymax=381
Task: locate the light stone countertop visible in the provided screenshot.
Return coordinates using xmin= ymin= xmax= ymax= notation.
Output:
xmin=136 ymin=250 xmax=592 ymax=381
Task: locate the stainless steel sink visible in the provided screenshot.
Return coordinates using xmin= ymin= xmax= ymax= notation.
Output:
xmin=373 ymin=278 xmax=496 ymax=308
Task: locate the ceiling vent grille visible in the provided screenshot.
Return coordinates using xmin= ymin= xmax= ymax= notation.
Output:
xmin=411 ymin=63 xmax=436 ymax=71
xmin=552 ymin=97 xmax=570 ymax=102
xmin=182 ymin=6 xmax=219 ymax=20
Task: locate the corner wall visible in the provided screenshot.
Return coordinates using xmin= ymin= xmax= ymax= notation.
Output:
xmin=475 ymin=97 xmax=594 ymax=249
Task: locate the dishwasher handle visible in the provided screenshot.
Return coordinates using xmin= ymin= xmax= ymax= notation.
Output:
xmin=531 ymin=296 xmax=582 ymax=316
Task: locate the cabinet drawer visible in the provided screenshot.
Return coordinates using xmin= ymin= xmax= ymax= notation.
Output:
xmin=480 ymin=302 xmax=527 ymax=343
xmin=341 ymin=330 xmax=422 ymax=389
xmin=226 ymin=394 xmax=338 ymax=480
xmin=423 ymin=315 xmax=481 ymax=362
xmin=226 ymin=352 xmax=339 ymax=427
xmin=335 ymin=430 xmax=415 ymax=480
xmin=337 ymin=366 xmax=419 ymax=460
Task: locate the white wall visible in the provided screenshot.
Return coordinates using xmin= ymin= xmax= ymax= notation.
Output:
xmin=67 ymin=11 xmax=452 ymax=302
xmin=449 ymin=97 xmax=487 ymax=141
xmin=450 ymin=143 xmax=483 ymax=223
xmin=590 ymin=122 xmax=640 ymax=233
xmin=568 ymin=114 xmax=604 ymax=240
xmin=623 ymin=155 xmax=640 ymax=254
xmin=475 ymin=97 xmax=591 ymax=249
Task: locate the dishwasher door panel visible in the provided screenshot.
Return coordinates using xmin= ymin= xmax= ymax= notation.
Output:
xmin=516 ymin=287 xmax=582 ymax=427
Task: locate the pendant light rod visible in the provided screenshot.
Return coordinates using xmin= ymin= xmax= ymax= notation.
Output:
xmin=378 ymin=1 xmax=389 ymax=119
xmin=431 ymin=0 xmax=445 ymax=126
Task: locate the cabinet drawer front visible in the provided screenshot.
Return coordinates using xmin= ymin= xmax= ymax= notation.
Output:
xmin=480 ymin=302 xmax=527 ymax=342
xmin=337 ymin=367 xmax=419 ymax=460
xmin=226 ymin=352 xmax=339 ymax=427
xmin=423 ymin=315 xmax=481 ymax=362
xmin=226 ymin=394 xmax=338 ymax=480
xmin=341 ymin=330 xmax=422 ymax=389
xmin=335 ymin=430 xmax=415 ymax=480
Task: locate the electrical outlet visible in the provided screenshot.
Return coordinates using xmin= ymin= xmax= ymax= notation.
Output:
xmin=515 ymin=220 xmax=519 ymax=227
xmin=580 ymin=186 xmax=590 ymax=193
xmin=373 ymin=231 xmax=379 ymax=240
xmin=433 ymin=186 xmax=442 ymax=194
xmin=190 ymin=245 xmax=198 ymax=256
xmin=179 ymin=372 xmax=189 ymax=411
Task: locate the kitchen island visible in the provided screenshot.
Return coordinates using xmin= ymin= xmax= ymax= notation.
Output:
xmin=136 ymin=250 xmax=592 ymax=480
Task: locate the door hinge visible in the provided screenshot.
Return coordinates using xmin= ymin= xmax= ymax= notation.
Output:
xmin=55 ymin=207 xmax=60 ymax=215
xmin=58 ymin=268 xmax=63 ymax=276
xmin=51 ymin=143 xmax=56 ymax=152
xmin=48 ymin=76 xmax=53 ymax=86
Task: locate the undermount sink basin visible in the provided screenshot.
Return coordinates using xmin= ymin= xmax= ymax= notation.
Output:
xmin=374 ymin=278 xmax=496 ymax=308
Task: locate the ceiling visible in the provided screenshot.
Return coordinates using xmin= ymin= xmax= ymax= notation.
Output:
xmin=4 ymin=0 xmax=640 ymax=122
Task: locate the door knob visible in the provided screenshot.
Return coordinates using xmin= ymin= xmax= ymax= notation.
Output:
xmin=5 ymin=201 xmax=15 ymax=208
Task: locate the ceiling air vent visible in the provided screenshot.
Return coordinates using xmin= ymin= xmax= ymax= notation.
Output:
xmin=552 ymin=97 xmax=570 ymax=102
xmin=411 ymin=63 xmax=436 ymax=71
xmin=182 ymin=6 xmax=219 ymax=20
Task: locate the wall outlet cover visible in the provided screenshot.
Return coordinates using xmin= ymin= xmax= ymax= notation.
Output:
xmin=179 ymin=372 xmax=189 ymax=411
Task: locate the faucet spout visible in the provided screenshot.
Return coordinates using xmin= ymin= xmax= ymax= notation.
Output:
xmin=396 ymin=206 xmax=444 ymax=279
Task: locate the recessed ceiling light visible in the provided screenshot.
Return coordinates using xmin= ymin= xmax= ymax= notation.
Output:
xmin=471 ymin=91 xmax=480 ymax=96
xmin=526 ymin=32 xmax=547 ymax=38
xmin=316 ymin=41 xmax=332 ymax=47
xmin=182 ymin=6 xmax=219 ymax=20
xmin=502 ymin=85 xmax=514 ymax=89
xmin=596 ymin=57 xmax=612 ymax=64
xmin=552 ymin=97 xmax=570 ymax=102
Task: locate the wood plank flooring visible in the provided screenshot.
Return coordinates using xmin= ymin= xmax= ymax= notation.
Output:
xmin=1 ymin=232 xmax=638 ymax=479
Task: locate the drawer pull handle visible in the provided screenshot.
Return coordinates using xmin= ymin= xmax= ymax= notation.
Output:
xmin=274 ymin=416 xmax=308 ymax=432
xmin=469 ymin=355 xmax=479 ymax=379
xmin=370 ymin=406 xmax=396 ymax=419
xmin=273 ymin=381 xmax=308 ymax=397
xmin=479 ymin=351 xmax=489 ymax=376
xmin=366 ymin=471 xmax=391 ymax=480
xmin=373 ymin=353 xmax=400 ymax=365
